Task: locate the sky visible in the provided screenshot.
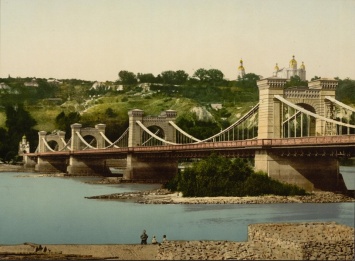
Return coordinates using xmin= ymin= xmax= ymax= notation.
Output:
xmin=1 ymin=0 xmax=354 ymax=82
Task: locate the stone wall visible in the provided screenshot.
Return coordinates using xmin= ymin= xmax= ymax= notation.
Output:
xmin=248 ymin=222 xmax=354 ymax=260
xmin=156 ymin=222 xmax=354 ymax=260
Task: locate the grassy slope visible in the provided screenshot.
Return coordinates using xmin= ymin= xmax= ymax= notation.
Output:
xmin=0 ymin=90 xmax=258 ymax=132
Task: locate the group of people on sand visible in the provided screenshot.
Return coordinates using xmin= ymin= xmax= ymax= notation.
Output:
xmin=140 ymin=230 xmax=167 ymax=245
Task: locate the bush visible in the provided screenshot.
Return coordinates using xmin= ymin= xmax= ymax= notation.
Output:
xmin=165 ymin=154 xmax=307 ymax=197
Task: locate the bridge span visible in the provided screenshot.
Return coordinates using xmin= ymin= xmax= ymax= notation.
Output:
xmin=24 ymin=78 xmax=355 ymax=192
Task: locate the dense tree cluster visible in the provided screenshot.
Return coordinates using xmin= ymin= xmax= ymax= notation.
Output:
xmin=118 ymin=68 xmax=225 ymax=86
xmin=55 ymin=112 xmax=81 ymax=139
xmin=284 ymin=75 xmax=308 ymax=88
xmin=166 ymin=154 xmax=307 ymax=197
xmin=336 ymin=78 xmax=355 ymax=105
xmin=0 ymin=105 xmax=38 ymax=163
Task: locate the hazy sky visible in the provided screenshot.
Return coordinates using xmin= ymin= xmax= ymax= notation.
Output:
xmin=1 ymin=0 xmax=354 ymax=82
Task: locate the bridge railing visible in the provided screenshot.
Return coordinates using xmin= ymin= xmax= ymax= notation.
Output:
xmin=29 ymin=134 xmax=355 ymax=157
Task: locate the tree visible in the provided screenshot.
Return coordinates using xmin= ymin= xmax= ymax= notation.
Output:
xmin=118 ymin=70 xmax=137 ymax=84
xmin=174 ymin=70 xmax=189 ymax=85
xmin=284 ymin=75 xmax=308 ymax=88
xmin=161 ymin=71 xmax=176 ymax=84
xmin=193 ymin=68 xmax=209 ymax=81
xmin=336 ymin=78 xmax=355 ymax=104
xmin=137 ymin=73 xmax=156 ymax=83
xmin=1 ymin=105 xmax=38 ymax=162
xmin=166 ymin=154 xmax=307 ymax=197
xmin=55 ymin=111 xmax=81 ymax=139
xmin=311 ymin=76 xmax=321 ymax=81
xmin=105 ymin=108 xmax=117 ymax=118
xmin=207 ymin=69 xmax=224 ymax=84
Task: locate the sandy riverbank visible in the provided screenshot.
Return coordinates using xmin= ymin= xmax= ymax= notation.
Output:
xmin=0 ymin=164 xmax=25 ymax=172
xmin=0 ymin=243 xmax=158 ymax=260
xmin=86 ymin=188 xmax=355 ymax=204
xmin=1 ymin=222 xmax=354 ymax=260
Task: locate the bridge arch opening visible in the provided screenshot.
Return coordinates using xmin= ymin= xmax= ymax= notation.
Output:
xmin=82 ymin=134 xmax=97 ymax=149
xmin=47 ymin=140 xmax=59 ymax=151
xmin=283 ymin=103 xmax=316 ymax=137
xmin=141 ymin=125 xmax=165 ymax=146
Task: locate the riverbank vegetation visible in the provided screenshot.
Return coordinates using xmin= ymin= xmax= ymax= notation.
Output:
xmin=165 ymin=154 xmax=307 ymax=197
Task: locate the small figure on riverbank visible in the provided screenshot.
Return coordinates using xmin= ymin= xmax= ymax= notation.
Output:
xmin=140 ymin=230 xmax=148 ymax=245
xmin=151 ymin=235 xmax=158 ymax=245
xmin=162 ymin=235 xmax=167 ymax=242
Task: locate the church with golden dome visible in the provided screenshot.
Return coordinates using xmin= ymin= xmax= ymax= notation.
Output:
xmin=273 ymin=55 xmax=306 ymax=81
xmin=238 ymin=59 xmax=246 ymax=78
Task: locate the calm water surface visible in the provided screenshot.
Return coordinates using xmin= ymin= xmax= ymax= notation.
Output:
xmin=0 ymin=172 xmax=354 ymax=245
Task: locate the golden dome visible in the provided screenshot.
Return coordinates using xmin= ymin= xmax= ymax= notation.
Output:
xmin=274 ymin=63 xmax=279 ymax=71
xmin=289 ymin=55 xmax=297 ymax=67
xmin=300 ymin=61 xmax=305 ymax=70
xmin=238 ymin=59 xmax=245 ymax=70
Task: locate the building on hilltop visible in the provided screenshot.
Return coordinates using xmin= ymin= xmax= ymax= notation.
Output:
xmin=238 ymin=59 xmax=246 ymax=78
xmin=24 ymin=78 xmax=39 ymax=87
xmin=0 ymin=82 xmax=10 ymax=91
xmin=273 ymin=55 xmax=306 ymax=81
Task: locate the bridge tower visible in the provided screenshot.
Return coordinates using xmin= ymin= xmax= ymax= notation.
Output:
xmin=35 ymin=130 xmax=68 ymax=173
xmin=125 ymin=109 xmax=178 ymax=181
xmin=255 ymin=77 xmax=342 ymax=191
xmin=67 ymin=123 xmax=109 ymax=175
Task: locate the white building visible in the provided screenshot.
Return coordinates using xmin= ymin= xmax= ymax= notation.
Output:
xmin=18 ymin=135 xmax=30 ymax=156
xmin=273 ymin=55 xmax=306 ymax=81
xmin=24 ymin=78 xmax=39 ymax=87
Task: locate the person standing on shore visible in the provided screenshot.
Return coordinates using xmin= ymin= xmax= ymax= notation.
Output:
xmin=151 ymin=235 xmax=158 ymax=245
xmin=162 ymin=235 xmax=167 ymax=242
xmin=140 ymin=230 xmax=148 ymax=245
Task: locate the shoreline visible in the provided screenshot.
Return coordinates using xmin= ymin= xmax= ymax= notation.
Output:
xmin=3 ymin=168 xmax=354 ymax=204
xmin=1 ymin=222 xmax=354 ymax=260
xmin=86 ymin=187 xmax=355 ymax=204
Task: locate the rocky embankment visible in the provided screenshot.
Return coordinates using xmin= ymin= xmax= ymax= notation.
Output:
xmin=156 ymin=222 xmax=354 ymax=260
xmin=85 ymin=188 xmax=355 ymax=204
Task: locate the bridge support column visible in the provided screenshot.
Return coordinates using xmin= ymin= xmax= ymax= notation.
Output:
xmin=35 ymin=156 xmax=68 ymax=173
xmin=124 ymin=154 xmax=177 ymax=182
xmin=254 ymin=151 xmax=344 ymax=192
xmin=67 ymin=156 xmax=109 ymax=176
xmin=257 ymin=78 xmax=286 ymax=139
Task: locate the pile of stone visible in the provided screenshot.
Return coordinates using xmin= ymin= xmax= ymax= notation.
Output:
xmin=156 ymin=222 xmax=354 ymax=260
xmin=141 ymin=190 xmax=355 ymax=204
xmin=248 ymin=222 xmax=354 ymax=260
xmin=156 ymin=240 xmax=260 ymax=260
xmin=86 ymin=188 xmax=355 ymax=204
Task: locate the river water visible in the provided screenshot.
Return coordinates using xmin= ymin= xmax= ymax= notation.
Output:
xmin=0 ymin=171 xmax=354 ymax=245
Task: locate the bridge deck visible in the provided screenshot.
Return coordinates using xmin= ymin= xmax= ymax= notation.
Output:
xmin=28 ymin=135 xmax=355 ymax=158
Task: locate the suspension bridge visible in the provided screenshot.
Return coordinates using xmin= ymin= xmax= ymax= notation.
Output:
xmin=24 ymin=78 xmax=355 ymax=191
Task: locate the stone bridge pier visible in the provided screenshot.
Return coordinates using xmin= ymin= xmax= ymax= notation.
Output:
xmin=67 ymin=123 xmax=110 ymax=175
xmin=35 ymin=131 xmax=68 ymax=173
xmin=123 ymin=109 xmax=178 ymax=181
